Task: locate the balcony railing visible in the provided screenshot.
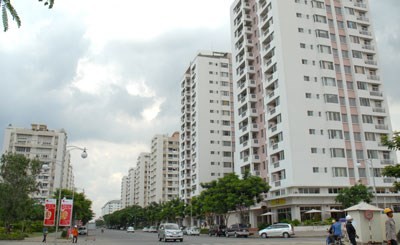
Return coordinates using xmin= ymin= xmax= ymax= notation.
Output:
xmin=365 ymin=60 xmax=377 ymax=66
xmin=362 ymin=45 xmax=375 ymax=51
xmin=370 ymin=91 xmax=382 ymax=97
xmin=367 ymin=75 xmax=380 ymax=80
xmin=375 ymin=124 xmax=388 ymax=130
xmin=359 ymin=30 xmax=371 ymax=36
xmin=372 ymin=107 xmax=385 ymax=113
xmin=381 ymin=159 xmax=394 ymax=165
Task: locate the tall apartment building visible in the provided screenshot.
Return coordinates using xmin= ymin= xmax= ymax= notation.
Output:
xmin=179 ymin=51 xmax=235 ymax=203
xmin=101 ymin=199 xmax=122 ymax=216
xmin=133 ymin=153 xmax=150 ymax=207
xmin=1 ymin=123 xmax=74 ymax=201
xmin=120 ymin=176 xmax=129 ymax=209
xmin=230 ymin=0 xmax=397 ymax=224
xmin=127 ymin=167 xmax=136 ymax=206
xmin=149 ymin=132 xmax=180 ymax=203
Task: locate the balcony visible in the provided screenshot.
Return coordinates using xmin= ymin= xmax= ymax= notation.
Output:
xmin=372 ymin=107 xmax=385 ymax=113
xmin=354 ymin=2 xmax=367 ymax=8
xmin=274 ymin=180 xmax=281 ymax=187
xmin=375 ymin=124 xmax=388 ymax=130
xmin=357 ymin=16 xmax=369 ymax=22
xmin=381 ymin=159 xmax=394 ymax=165
xmin=362 ymin=45 xmax=375 ymax=51
xmin=359 ymin=30 xmax=372 ymax=36
xmin=365 ymin=60 xmax=377 ymax=66
xmin=370 ymin=91 xmax=382 ymax=97
xmin=384 ymin=177 xmax=395 ymax=183
xmin=268 ymin=108 xmax=276 ymax=115
xmin=271 ymin=161 xmax=280 ymax=168
xmin=367 ymin=75 xmax=380 ymax=81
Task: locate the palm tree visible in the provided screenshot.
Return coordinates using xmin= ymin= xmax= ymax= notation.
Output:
xmin=1 ymin=0 xmax=54 ymax=32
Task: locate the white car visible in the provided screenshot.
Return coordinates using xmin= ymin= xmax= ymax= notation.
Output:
xmin=127 ymin=226 xmax=135 ymax=233
xmin=142 ymin=227 xmax=149 ymax=232
xmin=186 ymin=227 xmax=200 ymax=236
xmin=258 ymin=223 xmax=295 ymax=238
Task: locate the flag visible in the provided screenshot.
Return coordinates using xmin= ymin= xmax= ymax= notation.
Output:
xmin=44 ymin=199 xmax=56 ymax=226
xmin=59 ymin=199 xmax=73 ymax=226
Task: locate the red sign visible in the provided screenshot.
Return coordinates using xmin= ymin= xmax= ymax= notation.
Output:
xmin=44 ymin=199 xmax=56 ymax=226
xmin=59 ymin=199 xmax=73 ymax=226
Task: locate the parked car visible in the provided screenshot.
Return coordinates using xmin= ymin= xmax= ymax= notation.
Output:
xmin=142 ymin=227 xmax=149 ymax=232
xmin=208 ymin=224 xmax=226 ymax=237
xmin=78 ymin=226 xmax=87 ymax=235
xmin=148 ymin=226 xmax=158 ymax=233
xmin=225 ymin=223 xmax=249 ymax=238
xmin=127 ymin=226 xmax=135 ymax=233
xmin=158 ymin=223 xmax=183 ymax=242
xmin=186 ymin=227 xmax=200 ymax=236
xmin=258 ymin=223 xmax=294 ymax=238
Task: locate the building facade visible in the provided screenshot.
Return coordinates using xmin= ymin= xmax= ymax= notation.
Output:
xmin=120 ymin=176 xmax=129 ymax=209
xmin=179 ymin=51 xmax=235 ymax=204
xmin=149 ymin=132 xmax=180 ymax=204
xmin=1 ymin=123 xmax=73 ymax=201
xmin=230 ymin=0 xmax=397 ymax=225
xmin=101 ymin=199 xmax=122 ymax=216
xmin=134 ymin=153 xmax=150 ymax=207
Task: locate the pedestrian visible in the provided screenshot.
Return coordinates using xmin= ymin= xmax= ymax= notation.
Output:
xmin=384 ymin=208 xmax=398 ymax=245
xmin=345 ymin=215 xmax=358 ymax=245
xmin=42 ymin=227 xmax=48 ymax=243
xmin=72 ymin=225 xmax=79 ymax=243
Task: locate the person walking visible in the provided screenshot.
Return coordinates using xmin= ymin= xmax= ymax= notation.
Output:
xmin=345 ymin=215 xmax=358 ymax=245
xmin=42 ymin=227 xmax=48 ymax=243
xmin=384 ymin=208 xmax=398 ymax=245
xmin=72 ymin=225 xmax=79 ymax=243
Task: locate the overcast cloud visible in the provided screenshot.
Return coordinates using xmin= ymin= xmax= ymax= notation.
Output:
xmin=1 ymin=0 xmax=399 ymax=218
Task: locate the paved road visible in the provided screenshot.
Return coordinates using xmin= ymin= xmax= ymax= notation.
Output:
xmin=0 ymin=229 xmax=325 ymax=245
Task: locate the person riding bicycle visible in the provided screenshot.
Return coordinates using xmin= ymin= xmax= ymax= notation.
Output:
xmin=328 ymin=219 xmax=343 ymax=244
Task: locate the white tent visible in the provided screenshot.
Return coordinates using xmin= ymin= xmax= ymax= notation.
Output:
xmin=344 ymin=202 xmax=383 ymax=212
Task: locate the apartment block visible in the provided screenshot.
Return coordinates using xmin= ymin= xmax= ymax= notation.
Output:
xmin=1 ymin=123 xmax=73 ymax=201
xmin=133 ymin=153 xmax=150 ymax=207
xmin=101 ymin=199 xmax=122 ymax=216
xmin=120 ymin=176 xmax=129 ymax=209
xmin=230 ymin=0 xmax=397 ymax=224
xmin=149 ymin=132 xmax=180 ymax=203
xmin=179 ymin=51 xmax=235 ymax=203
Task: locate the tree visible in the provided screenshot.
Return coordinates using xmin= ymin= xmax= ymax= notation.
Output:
xmin=0 ymin=153 xmax=41 ymax=228
xmin=200 ymin=172 xmax=270 ymax=225
xmin=1 ymin=0 xmax=54 ymax=32
xmin=53 ymin=189 xmax=94 ymax=225
xmin=381 ymin=131 xmax=400 ymax=191
xmin=335 ymin=183 xmax=373 ymax=208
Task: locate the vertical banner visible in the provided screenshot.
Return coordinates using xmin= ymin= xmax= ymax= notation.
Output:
xmin=44 ymin=199 xmax=56 ymax=226
xmin=59 ymin=199 xmax=73 ymax=226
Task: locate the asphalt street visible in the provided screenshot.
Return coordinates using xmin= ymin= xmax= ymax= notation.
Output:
xmin=0 ymin=228 xmax=325 ymax=245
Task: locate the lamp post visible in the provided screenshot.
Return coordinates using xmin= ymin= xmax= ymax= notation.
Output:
xmin=357 ymin=159 xmax=378 ymax=207
xmin=54 ymin=146 xmax=87 ymax=244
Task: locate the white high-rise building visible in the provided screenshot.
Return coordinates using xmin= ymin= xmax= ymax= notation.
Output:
xmin=127 ymin=167 xmax=136 ymax=206
xmin=179 ymin=51 xmax=235 ymax=203
xmin=230 ymin=0 xmax=397 ymax=224
xmin=134 ymin=153 xmax=150 ymax=207
xmin=101 ymin=200 xmax=122 ymax=216
xmin=2 ymin=123 xmax=74 ymax=201
xmin=120 ymin=176 xmax=129 ymax=209
xmin=149 ymin=132 xmax=180 ymax=204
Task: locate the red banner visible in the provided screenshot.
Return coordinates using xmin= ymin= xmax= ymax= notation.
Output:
xmin=59 ymin=199 xmax=73 ymax=226
xmin=44 ymin=199 xmax=56 ymax=226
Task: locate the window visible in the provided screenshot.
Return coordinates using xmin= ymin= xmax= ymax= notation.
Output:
xmin=357 ymin=81 xmax=368 ymax=90
xmin=347 ymin=21 xmax=357 ymax=29
xmin=314 ymin=15 xmax=327 ymax=23
xmin=302 ymin=59 xmax=308 ymax=64
xmin=349 ymin=98 xmax=357 ymax=106
xmin=344 ymin=66 xmax=352 ymax=74
xmin=351 ymin=115 xmax=359 ymax=124
xmin=365 ymin=132 xmax=376 ymax=141
xmin=320 ymin=61 xmax=334 ymax=70
xmin=328 ymin=130 xmax=343 ymax=139
xmin=322 ymin=77 xmax=336 ymax=86
xmin=360 ymin=98 xmax=371 ymax=106
xmin=304 ymin=76 xmax=310 ymax=81
xmin=221 ymin=72 xmax=229 ymax=77
xmin=305 ymin=93 xmax=312 ymax=98
xmin=296 ymin=13 xmax=302 ymax=18
xmin=300 ymin=43 xmax=306 ymax=48
xmin=309 ymin=129 xmax=316 ymax=134
xmin=362 ymin=115 xmax=373 ymax=124
xmin=337 ymin=21 xmax=344 ymax=29
xmin=313 ymin=167 xmax=319 ymax=173
xmin=307 ymin=110 xmax=314 ymax=116
xmin=318 ymin=45 xmax=331 ymax=54
xmin=324 ymin=94 xmax=339 ymax=103
xmin=311 ymin=148 xmax=317 ymax=153
xmin=354 ymin=132 xmax=362 ymax=141
xmin=316 ymin=29 xmax=329 ymax=38
xmin=220 ymin=63 xmax=229 ymax=68
xmin=352 ymin=50 xmax=363 ymax=59
xmin=332 ymin=167 xmax=347 ymax=177
xmin=326 ymin=111 xmax=341 ymax=121
xmin=298 ymin=28 xmax=304 ymax=33
xmin=330 ymin=148 xmax=345 ymax=158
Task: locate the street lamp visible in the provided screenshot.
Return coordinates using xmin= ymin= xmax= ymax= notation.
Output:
xmin=356 ymin=159 xmax=378 ymax=206
xmin=48 ymin=145 xmax=87 ymax=244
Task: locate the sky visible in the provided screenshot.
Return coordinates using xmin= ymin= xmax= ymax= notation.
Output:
xmin=1 ymin=0 xmax=399 ymax=219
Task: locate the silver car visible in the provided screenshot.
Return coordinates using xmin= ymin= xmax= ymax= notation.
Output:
xmin=158 ymin=223 xmax=183 ymax=242
xmin=258 ymin=223 xmax=295 ymax=238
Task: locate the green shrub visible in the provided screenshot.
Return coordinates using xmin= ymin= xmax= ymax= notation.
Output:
xmin=0 ymin=232 xmax=26 ymax=240
xmin=257 ymin=223 xmax=270 ymax=230
xmin=200 ymin=228 xmax=209 ymax=234
xmin=61 ymin=230 xmax=68 ymax=238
